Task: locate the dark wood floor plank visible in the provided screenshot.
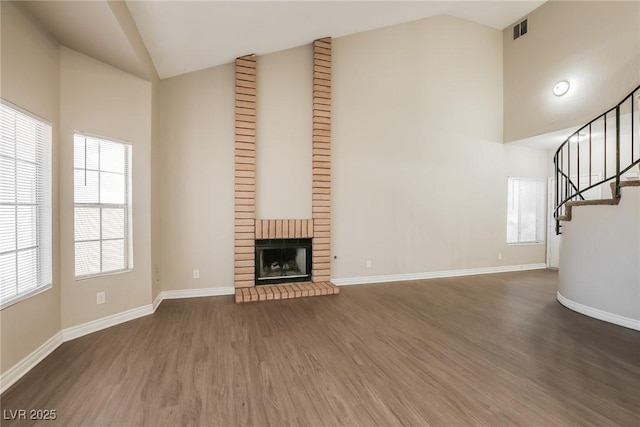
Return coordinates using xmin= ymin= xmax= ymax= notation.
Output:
xmin=1 ymin=270 xmax=639 ymax=426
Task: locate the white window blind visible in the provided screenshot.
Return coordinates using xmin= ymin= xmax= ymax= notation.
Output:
xmin=0 ymin=102 xmax=52 ymax=309
xmin=507 ymin=177 xmax=545 ymax=244
xmin=74 ymin=134 xmax=132 ymax=278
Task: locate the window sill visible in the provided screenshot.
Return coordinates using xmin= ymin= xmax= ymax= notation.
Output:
xmin=75 ymin=268 xmax=133 ymax=281
xmin=0 ymin=284 xmax=53 ymax=311
xmin=507 ymin=241 xmax=545 ymax=246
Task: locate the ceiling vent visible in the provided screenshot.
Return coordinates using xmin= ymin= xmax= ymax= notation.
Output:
xmin=513 ymin=18 xmax=528 ymax=40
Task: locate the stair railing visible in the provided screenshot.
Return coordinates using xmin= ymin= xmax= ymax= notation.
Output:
xmin=554 ymin=85 xmax=640 ymax=234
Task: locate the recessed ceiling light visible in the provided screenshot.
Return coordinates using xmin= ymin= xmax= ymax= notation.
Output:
xmin=553 ymin=80 xmax=570 ymax=97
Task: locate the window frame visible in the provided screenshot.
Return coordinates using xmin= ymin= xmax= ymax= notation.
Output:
xmin=506 ymin=176 xmax=546 ymax=246
xmin=73 ymin=132 xmax=133 ymax=280
xmin=0 ymin=99 xmax=53 ymax=310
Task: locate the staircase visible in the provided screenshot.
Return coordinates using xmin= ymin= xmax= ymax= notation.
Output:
xmin=554 ymin=85 xmax=640 ymax=233
xmin=554 ymin=85 xmax=640 ymax=330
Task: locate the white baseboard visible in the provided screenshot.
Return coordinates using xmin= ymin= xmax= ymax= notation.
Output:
xmin=332 ymin=263 xmax=547 ymax=286
xmin=59 ymin=288 xmax=234 ymax=343
xmin=557 ymin=291 xmax=640 ymax=331
xmin=152 ymin=292 xmax=163 ymax=312
xmin=161 ymin=287 xmax=235 ymax=300
xmin=61 ymin=304 xmax=154 ymax=341
xmin=0 ymin=332 xmax=63 ymax=394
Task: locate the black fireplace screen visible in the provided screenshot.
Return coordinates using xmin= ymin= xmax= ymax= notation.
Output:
xmin=255 ymin=238 xmax=312 ymax=285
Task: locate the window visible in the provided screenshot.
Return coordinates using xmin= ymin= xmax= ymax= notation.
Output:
xmin=74 ymin=134 xmax=132 ymax=278
xmin=506 ymin=177 xmax=545 ymax=244
xmin=0 ymin=101 xmax=52 ymax=309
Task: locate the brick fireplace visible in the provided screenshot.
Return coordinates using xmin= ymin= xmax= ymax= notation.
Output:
xmin=233 ymin=38 xmax=336 ymax=302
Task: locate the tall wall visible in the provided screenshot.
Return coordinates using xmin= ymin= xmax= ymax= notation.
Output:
xmin=331 ymin=16 xmax=546 ymax=280
xmin=156 ymin=15 xmax=549 ymax=291
xmin=157 ymin=64 xmax=236 ymax=291
xmin=59 ymin=48 xmax=153 ymax=328
xmin=0 ymin=1 xmax=61 ymax=375
xmin=504 ymin=1 xmax=640 ymax=142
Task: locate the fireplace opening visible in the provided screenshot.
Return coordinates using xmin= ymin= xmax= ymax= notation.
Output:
xmin=255 ymin=238 xmax=312 ymax=285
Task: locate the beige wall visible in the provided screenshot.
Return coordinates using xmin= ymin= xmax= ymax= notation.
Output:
xmin=59 ymin=48 xmax=152 ymax=328
xmin=157 ymin=64 xmax=235 ymax=291
xmin=256 ymin=45 xmax=313 ymax=219
xmin=504 ymin=1 xmax=640 ymax=142
xmin=0 ymin=1 xmax=61 ymax=374
xmin=331 ymin=16 xmax=547 ymax=280
xmin=156 ymin=15 xmax=549 ymax=288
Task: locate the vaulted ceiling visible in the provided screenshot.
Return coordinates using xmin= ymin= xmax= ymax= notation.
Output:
xmin=20 ymin=1 xmax=152 ymax=79
xmin=18 ymin=1 xmax=545 ymax=80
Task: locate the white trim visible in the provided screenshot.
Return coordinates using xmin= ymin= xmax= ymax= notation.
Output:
xmin=73 ymin=130 xmax=132 ymax=146
xmin=506 ymin=241 xmax=545 ymax=246
xmin=152 ymin=292 xmax=163 ymax=312
xmin=161 ymin=287 xmax=235 ymax=300
xmin=75 ymin=268 xmax=133 ymax=282
xmin=557 ymin=291 xmax=640 ymax=331
xmin=332 ymin=263 xmax=547 ymax=286
xmin=61 ymin=304 xmax=153 ymax=341
xmin=0 ymin=332 xmax=63 ymax=394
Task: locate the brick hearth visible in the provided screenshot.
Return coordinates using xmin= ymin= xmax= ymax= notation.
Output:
xmin=235 ymin=282 xmax=339 ymax=303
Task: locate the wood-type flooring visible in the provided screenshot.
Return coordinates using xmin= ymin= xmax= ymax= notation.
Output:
xmin=2 ymin=270 xmax=639 ymax=426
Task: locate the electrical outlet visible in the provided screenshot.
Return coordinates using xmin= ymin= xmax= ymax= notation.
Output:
xmin=498 ymin=253 xmax=503 ymax=260
xmin=97 ymin=291 xmax=105 ymax=305
xmin=366 ymin=260 xmax=372 ymax=268
xmin=193 ymin=269 xmax=200 ymax=279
